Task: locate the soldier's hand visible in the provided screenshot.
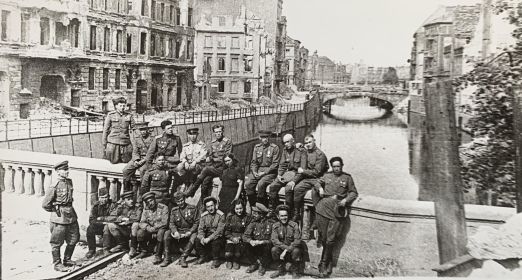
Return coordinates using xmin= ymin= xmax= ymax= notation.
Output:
xmin=249 ymin=240 xmax=257 ymax=246
xmin=339 ymin=198 xmax=348 ymax=207
xmin=319 ymin=187 xmax=325 ymax=197
xmin=285 ymin=181 xmax=296 ymax=191
xmin=277 ymin=175 xmax=284 ymax=182
xmin=257 ymin=171 xmax=265 ymax=177
xmin=172 ymin=231 xmax=181 ymax=239
xmin=297 ymin=167 xmax=304 ymax=174
xmin=139 ymin=223 xmax=148 ymax=230
xmin=205 ymin=157 xmax=211 ymax=163
xmin=280 ymin=249 xmax=287 ymax=260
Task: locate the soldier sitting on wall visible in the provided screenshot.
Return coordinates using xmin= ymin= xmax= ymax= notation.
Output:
xmin=105 ymin=191 xmax=143 ymax=254
xmin=122 ymin=122 xmax=154 ymax=199
xmin=177 ymin=127 xmax=207 ymax=190
xmin=140 ymin=155 xmax=177 ymax=205
xmin=145 ymin=120 xmax=183 ymax=169
xmin=102 ymin=97 xmax=135 ymax=164
xmin=85 ymin=188 xmax=119 ymax=258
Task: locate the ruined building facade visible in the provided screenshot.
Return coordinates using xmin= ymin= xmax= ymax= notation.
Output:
xmin=0 ymin=0 xmax=197 ymax=119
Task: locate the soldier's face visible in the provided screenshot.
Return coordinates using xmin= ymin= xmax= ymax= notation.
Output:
xmin=278 ymin=210 xmax=289 ymax=225
xmin=57 ymin=168 xmax=69 ymax=178
xmin=188 ymin=133 xmax=198 ymax=142
xmin=164 ymin=125 xmax=174 ymax=135
xmin=115 ymin=103 xmax=126 ymax=112
xmin=332 ymin=161 xmax=343 ymax=175
xmin=205 ymin=201 xmax=216 ymax=214
xmin=175 ymin=198 xmax=185 ymax=207
xmin=213 ymin=128 xmax=223 ymax=139
xmin=145 ymin=198 xmax=157 ymax=209
xmin=252 ymin=210 xmax=262 ymax=221
xmin=259 ymin=135 xmax=269 ymax=145
xmin=99 ymin=196 xmax=109 ymax=205
xmin=283 ymin=137 xmax=294 ymax=150
xmin=156 ymin=156 xmax=166 ymax=167
xmin=234 ymin=203 xmax=244 ymax=216
xmin=224 ymin=157 xmax=233 ymax=167
xmin=304 ymin=137 xmax=316 ymax=151
xmin=124 ymin=197 xmax=133 ymax=207
xmin=140 ymin=129 xmax=150 ymax=137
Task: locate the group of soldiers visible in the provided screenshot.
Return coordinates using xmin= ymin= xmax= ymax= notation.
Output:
xmin=42 ymin=97 xmax=359 ymax=278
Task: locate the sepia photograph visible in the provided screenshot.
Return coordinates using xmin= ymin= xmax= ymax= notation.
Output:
xmin=0 ymin=0 xmax=521 ymax=279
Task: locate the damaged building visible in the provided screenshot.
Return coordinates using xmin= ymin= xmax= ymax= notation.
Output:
xmin=0 ymin=0 xmax=197 ymax=119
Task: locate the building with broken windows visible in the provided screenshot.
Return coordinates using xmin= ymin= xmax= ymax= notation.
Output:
xmin=0 ymin=0 xmax=197 ymax=119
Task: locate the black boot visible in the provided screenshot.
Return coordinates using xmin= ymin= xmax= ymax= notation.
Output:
xmin=160 ymin=241 xmax=171 ymax=267
xmin=318 ymin=245 xmax=328 ymax=278
xmin=270 ymin=262 xmax=286 ymax=278
xmin=153 ymin=242 xmax=163 ymax=265
xmin=129 ymin=236 xmax=138 ymax=258
xmin=247 ymin=194 xmax=257 ymax=209
xmin=63 ymin=245 xmax=76 ymax=267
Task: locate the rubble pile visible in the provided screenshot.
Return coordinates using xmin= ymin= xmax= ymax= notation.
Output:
xmin=467 ymin=260 xmax=522 ymax=278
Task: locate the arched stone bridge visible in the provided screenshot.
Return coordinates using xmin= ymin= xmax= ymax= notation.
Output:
xmin=319 ymin=89 xmax=408 ymax=111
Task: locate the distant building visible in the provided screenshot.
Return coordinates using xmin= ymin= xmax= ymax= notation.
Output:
xmin=305 ymin=51 xmax=338 ymax=85
xmin=333 ymin=63 xmax=349 ymax=84
xmin=0 ymin=0 xmax=197 ymax=119
xmin=285 ymin=36 xmax=308 ymax=91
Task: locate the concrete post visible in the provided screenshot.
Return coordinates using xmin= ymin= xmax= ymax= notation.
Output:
xmin=513 ymin=85 xmax=522 ymax=212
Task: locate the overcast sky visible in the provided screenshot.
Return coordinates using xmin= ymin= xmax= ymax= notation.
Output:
xmin=283 ymin=0 xmax=482 ymax=66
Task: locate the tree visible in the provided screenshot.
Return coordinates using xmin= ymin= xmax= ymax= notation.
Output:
xmin=382 ymin=67 xmax=399 ymax=84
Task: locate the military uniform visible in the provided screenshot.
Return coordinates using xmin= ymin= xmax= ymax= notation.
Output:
xmin=186 ymin=136 xmax=232 ymax=199
xmin=162 ymin=203 xmax=200 ymax=266
xmin=122 ymin=129 xmax=154 ymax=198
xmin=245 ymin=142 xmax=280 ymax=206
xmin=243 ymin=216 xmax=274 ymax=270
xmin=102 ymin=110 xmax=135 ymax=164
xmin=195 ymin=209 xmax=226 ymax=262
xmin=224 ymin=213 xmax=252 ymax=266
xmin=313 ymin=171 xmax=358 ymax=277
xmin=86 ymin=198 xmax=118 ymax=254
xmin=135 ymin=202 xmax=169 ymax=256
xmin=106 ymin=198 xmax=142 ymax=252
xmin=145 ymin=133 xmax=183 ymax=167
xmin=41 ymin=164 xmax=80 ymax=270
xmin=268 ymin=146 xmax=307 ymax=212
xmin=270 ymin=220 xmax=303 ymax=276
xmin=178 ymin=140 xmax=207 ymax=186
xmin=140 ymin=165 xmax=175 ymax=205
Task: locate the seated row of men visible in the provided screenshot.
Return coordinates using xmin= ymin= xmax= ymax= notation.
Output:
xmin=86 ymin=189 xmax=307 ymax=278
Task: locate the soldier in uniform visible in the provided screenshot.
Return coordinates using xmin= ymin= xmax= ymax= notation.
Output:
xmin=85 ymin=188 xmax=119 ymax=258
xmin=102 ymin=97 xmax=135 ymax=164
xmin=161 ymin=191 xmax=200 ymax=267
xmin=195 ymin=196 xmax=226 ymax=268
xmin=134 ymin=192 xmax=169 ymax=264
xmin=313 ymin=157 xmax=358 ymax=278
xmin=177 ymin=127 xmax=207 ymax=189
xmin=122 ymin=122 xmax=154 ymax=198
xmin=270 ymin=205 xmax=304 ymax=279
xmin=243 ymin=203 xmax=274 ymax=276
xmin=244 ymin=130 xmax=280 ymax=207
xmin=140 ymin=155 xmax=176 ymax=205
xmin=185 ymin=124 xmax=232 ymax=201
xmin=287 ymin=135 xmax=327 ymax=225
xmin=106 ymin=191 xmax=142 ymax=254
xmin=224 ymin=200 xmax=252 ymax=270
xmin=145 ymin=120 xmax=183 ymax=168
xmin=41 ymin=160 xmax=80 ymax=272
xmin=267 ymin=134 xmax=307 ymax=216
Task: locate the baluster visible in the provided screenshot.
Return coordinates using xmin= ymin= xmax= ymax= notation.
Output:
xmin=14 ymin=166 xmax=24 ymax=194
xmin=43 ymin=170 xmax=53 ymax=194
xmin=95 ymin=176 xmax=107 ymax=204
xmin=34 ymin=169 xmax=45 ymax=196
xmin=3 ymin=164 xmax=14 ymax=192
xmin=109 ymin=177 xmax=119 ymax=201
xmin=23 ymin=167 xmax=34 ymax=195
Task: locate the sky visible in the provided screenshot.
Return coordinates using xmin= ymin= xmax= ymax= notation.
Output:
xmin=283 ymin=0 xmax=483 ymax=66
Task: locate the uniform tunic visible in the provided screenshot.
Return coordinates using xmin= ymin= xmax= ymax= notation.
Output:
xmin=88 ymin=201 xmax=118 ymax=224
xmin=112 ymin=203 xmax=142 ymax=225
xmin=141 ymin=166 xmax=173 ymax=195
xmin=197 ymin=210 xmax=225 ymax=240
xmin=250 ymin=143 xmax=280 ymax=174
xmin=180 ymin=141 xmax=207 ymax=165
xmin=102 ymin=111 xmax=135 ymax=146
xmin=315 ymin=172 xmax=358 ymax=219
xmin=271 ymin=221 xmax=301 ymax=251
xmin=140 ymin=203 xmax=169 ymax=231
xmin=42 ymin=178 xmax=77 ymax=224
xmin=243 ymin=218 xmax=273 ymax=243
xmin=224 ymin=213 xmax=252 ymax=240
xmin=131 ymin=133 xmax=154 ymax=163
xmin=208 ymin=137 xmax=233 ymax=167
xmin=169 ymin=203 xmax=200 ymax=235
xmin=145 ymin=133 xmax=183 ymax=165
xmin=294 ymin=147 xmax=328 ymax=183
xmin=278 ymin=147 xmax=307 ymax=180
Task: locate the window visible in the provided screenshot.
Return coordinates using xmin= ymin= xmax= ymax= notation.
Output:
xmin=150 ymin=34 xmax=156 ymax=56
xmin=160 ymin=36 xmax=165 ymax=57
xmin=103 ymin=68 xmax=109 ymax=90
xmin=244 ymin=81 xmax=252 ymax=93
xmin=186 ymin=40 xmax=191 ymax=59
xmin=244 ymin=55 xmax=253 ymax=72
xmin=231 ymin=57 xmax=239 ymax=72
xmin=88 ymin=67 xmax=96 ymax=90
xmin=55 ymin=22 xmax=67 ymax=45
xmin=104 ymin=0 xmax=108 ymax=10
xmin=21 ymin=13 xmax=29 ymax=43
xmin=127 ymin=0 xmax=132 ymax=14
xmin=151 ymin=1 xmax=156 ymax=20
xmin=104 ymin=27 xmax=110 ymax=52
xmin=116 ymin=30 xmax=123 ymax=52
xmin=40 ymin=17 xmax=50 ymax=45
xmin=218 ymin=57 xmax=225 ymax=71
xmin=188 ymin=8 xmax=193 ymax=26
xmin=203 ymin=55 xmax=212 ymax=73
xmin=217 ymin=36 xmax=226 ymax=48
xmin=126 ymin=33 xmax=132 ymax=53
xmin=140 ymin=32 xmax=146 ymax=54
xmin=218 ymin=16 xmax=225 ymax=26
xmin=218 ymin=81 xmax=225 ymax=93
xmin=141 ymin=0 xmax=148 ymax=16
xmin=231 ymin=81 xmax=238 ymax=94
xmin=176 ymin=8 xmax=181 ymax=25
xmin=231 ymin=37 xmax=240 ymax=49
xmin=90 ymin=0 xmax=96 ymax=8
xmin=169 ymin=5 xmax=174 ymax=24
xmin=127 ymin=69 xmax=133 ymax=89
xmin=70 ymin=19 xmax=80 ymax=48
xmin=175 ymin=40 xmax=181 ymax=58
xmin=160 ymin=3 xmax=164 ymax=22
xmin=115 ymin=69 xmax=121 ymax=89
xmin=204 ymin=36 xmax=212 ymax=48
xmin=168 ymin=38 xmax=173 ymax=57
xmin=116 ymin=0 xmax=122 ymax=13
xmin=0 ymin=10 xmax=9 ymax=41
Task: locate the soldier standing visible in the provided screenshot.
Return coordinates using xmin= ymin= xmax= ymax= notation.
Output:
xmin=270 ymin=205 xmax=304 ymax=279
xmin=195 ymin=196 xmax=226 ymax=268
xmin=134 ymin=192 xmax=169 ymax=263
xmin=267 ymin=134 xmax=307 ymax=216
xmin=313 ymin=157 xmax=358 ymax=278
xmin=145 ymin=120 xmax=183 ymax=168
xmin=41 ymin=161 xmax=80 ymax=272
xmin=243 ymin=203 xmax=273 ymax=276
xmin=106 ymin=191 xmax=142 ymax=254
xmin=102 ymin=97 xmax=135 ymax=164
xmin=186 ymin=124 xmax=232 ymax=201
xmin=122 ymin=122 xmax=154 ymax=197
xmin=177 ymin=127 xmax=207 ymax=189
xmin=224 ymin=200 xmax=252 ymax=270
xmin=244 ymin=130 xmax=280 ymax=207
xmin=140 ymin=155 xmax=175 ymax=205
xmin=85 ymin=188 xmax=118 ymax=258
xmin=161 ymin=191 xmax=200 ymax=267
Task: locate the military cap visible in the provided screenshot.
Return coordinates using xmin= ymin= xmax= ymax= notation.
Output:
xmin=121 ymin=191 xmax=134 ymax=199
xmin=275 ymin=204 xmax=290 ymax=213
xmin=160 ymin=120 xmax=173 ymax=129
xmin=173 ymin=191 xmax=186 ymax=201
xmin=98 ymin=187 xmax=109 ymax=198
xmin=135 ymin=122 xmax=150 ymax=130
xmin=54 ymin=160 xmax=69 ymax=170
xmin=112 ymin=97 xmax=127 ymax=105
xmin=252 ymin=202 xmax=269 ymax=214
xmin=142 ymin=192 xmax=156 ymax=201
xmin=203 ymin=196 xmax=218 ymax=205
xmin=212 ymin=124 xmax=224 ymax=131
xmin=258 ymin=130 xmax=272 ymax=137
xmin=187 ymin=127 xmax=199 ymax=135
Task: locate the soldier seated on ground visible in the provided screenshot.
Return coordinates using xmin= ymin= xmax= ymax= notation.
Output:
xmin=161 ymin=191 xmax=200 ymax=268
xmin=243 ymin=202 xmax=274 ymax=276
xmin=133 ymin=192 xmax=169 ymax=263
xmin=105 ymin=191 xmax=142 ymax=254
xmin=224 ymin=200 xmax=252 ymax=270
xmin=85 ymin=188 xmax=118 ymax=258
xmin=195 ymin=196 xmax=226 ymax=268
xmin=270 ymin=205 xmax=304 ymax=279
